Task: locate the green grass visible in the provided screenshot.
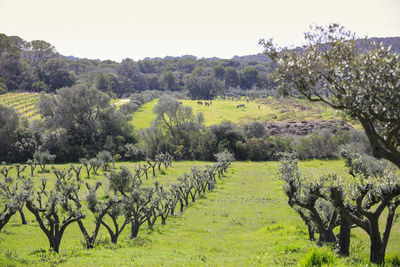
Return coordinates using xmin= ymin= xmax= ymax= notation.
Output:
xmin=130 ymin=97 xmax=350 ymax=130
xmin=0 ymin=160 xmax=399 ymax=266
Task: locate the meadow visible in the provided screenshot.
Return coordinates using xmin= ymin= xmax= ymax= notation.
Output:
xmin=1 ymin=160 xmax=399 ymax=266
xmin=131 ymin=97 xmax=348 ymax=130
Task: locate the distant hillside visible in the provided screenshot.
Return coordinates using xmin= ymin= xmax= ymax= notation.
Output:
xmin=232 ymin=37 xmax=400 ymax=64
xmin=1 ymin=34 xmax=398 ymax=97
xmin=60 ymin=37 xmax=400 ymax=64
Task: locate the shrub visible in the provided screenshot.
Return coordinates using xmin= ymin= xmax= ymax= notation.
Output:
xmin=124 ymin=144 xmax=146 ymax=161
xmin=243 ymin=121 xmax=267 ymax=139
xmin=299 ymin=247 xmax=335 ymax=267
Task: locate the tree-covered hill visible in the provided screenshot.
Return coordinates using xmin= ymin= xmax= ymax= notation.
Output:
xmin=1 ymin=33 xmax=398 ymax=98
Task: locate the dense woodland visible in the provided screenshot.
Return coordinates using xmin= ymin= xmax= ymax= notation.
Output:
xmin=0 ymin=33 xmax=279 ymax=99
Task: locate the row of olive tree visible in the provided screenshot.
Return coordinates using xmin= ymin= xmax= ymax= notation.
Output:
xmin=0 ymin=151 xmax=233 ymax=253
xmin=279 ymin=151 xmax=400 ymax=264
xmin=263 ymin=24 xmax=400 ymax=265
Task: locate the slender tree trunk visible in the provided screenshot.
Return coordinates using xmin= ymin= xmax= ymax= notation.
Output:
xmin=179 ymin=199 xmax=184 ymax=212
xmin=0 ymin=212 xmax=14 ymax=232
xmin=110 ymin=233 xmax=118 ymax=244
xmin=369 ymin=220 xmax=386 ymax=265
xmin=18 ymin=206 xmax=27 ymax=225
xmin=338 ymin=216 xmax=351 ymax=256
xmin=49 ymin=236 xmax=62 ymax=253
xmin=130 ymin=221 xmax=140 ymax=239
xmin=307 ymin=225 xmax=315 ymax=241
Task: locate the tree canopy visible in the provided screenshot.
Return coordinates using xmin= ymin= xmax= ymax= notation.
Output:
xmin=261 ymin=24 xmax=400 ymax=168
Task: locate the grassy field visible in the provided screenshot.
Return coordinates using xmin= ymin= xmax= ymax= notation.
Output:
xmin=131 ymin=97 xmax=347 ymax=130
xmin=0 ymin=92 xmax=40 ymax=119
xmin=0 ymin=160 xmax=399 ymax=266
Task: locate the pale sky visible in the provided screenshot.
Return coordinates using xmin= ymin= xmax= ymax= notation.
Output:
xmin=1 ymin=0 xmax=399 ymax=61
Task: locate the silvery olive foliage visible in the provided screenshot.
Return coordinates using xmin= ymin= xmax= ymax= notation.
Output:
xmin=279 ymin=150 xmax=400 ymax=264
xmin=261 ymin=23 xmax=400 ymax=169
xmin=0 ymin=175 xmax=33 ymax=231
xmin=25 ymin=168 xmax=84 ymax=253
xmin=1 ymin=151 xmax=234 ymax=253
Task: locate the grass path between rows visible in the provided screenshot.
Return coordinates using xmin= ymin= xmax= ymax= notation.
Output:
xmin=0 ymin=160 xmax=399 ymax=266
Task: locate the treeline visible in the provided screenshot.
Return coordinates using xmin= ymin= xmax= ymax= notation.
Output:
xmin=0 ymin=150 xmax=234 ymax=253
xmin=0 ymin=88 xmax=370 ymax=163
xmin=0 ymin=33 xmax=277 ymax=99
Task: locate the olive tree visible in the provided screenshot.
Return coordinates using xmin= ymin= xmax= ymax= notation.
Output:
xmin=77 ymin=182 xmax=118 ymax=248
xmin=324 ymin=151 xmax=400 ymax=264
xmin=33 ymin=150 xmax=56 ymax=172
xmin=278 ymin=154 xmax=340 ymax=245
xmin=26 ymin=172 xmax=84 ymax=253
xmin=261 ymin=24 xmax=400 ymax=169
xmin=0 ymin=176 xmax=33 ymax=232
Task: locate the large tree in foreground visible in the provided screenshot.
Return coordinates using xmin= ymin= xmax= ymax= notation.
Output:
xmin=260 ymin=24 xmax=400 ymax=168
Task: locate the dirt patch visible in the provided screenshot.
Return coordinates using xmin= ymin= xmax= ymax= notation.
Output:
xmin=265 ymin=120 xmax=353 ymax=136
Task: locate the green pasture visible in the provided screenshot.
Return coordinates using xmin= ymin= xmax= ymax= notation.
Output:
xmin=131 ymin=97 xmax=346 ymax=130
xmin=1 ymin=160 xmax=399 ymax=266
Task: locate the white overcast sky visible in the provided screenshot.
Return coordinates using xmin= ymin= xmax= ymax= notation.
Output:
xmin=0 ymin=0 xmax=399 ymax=61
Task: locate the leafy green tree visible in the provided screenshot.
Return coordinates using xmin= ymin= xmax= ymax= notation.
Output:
xmin=33 ymin=151 xmax=56 ymax=172
xmin=24 ymin=40 xmax=56 ymax=70
xmin=0 ymin=104 xmax=19 ymax=160
xmin=185 ymin=74 xmax=223 ymax=100
xmin=213 ymin=64 xmax=225 ymax=80
xmin=153 ymin=95 xmax=204 ymax=158
xmin=161 ymin=71 xmax=177 ymax=90
xmin=240 ymin=66 xmax=258 ymax=89
xmin=40 ymin=58 xmax=76 ymax=90
xmin=110 ymin=74 xmax=134 ymax=97
xmin=38 ymin=85 xmax=133 ymax=160
xmin=0 ymin=34 xmax=21 ymax=91
xmin=94 ymin=72 xmax=111 ymax=92
xmin=117 ymin=58 xmax=148 ymax=91
xmin=261 ymin=24 xmax=400 ymax=169
xmin=97 ymin=150 xmax=112 ymax=171
xmin=243 ymin=121 xmax=267 ymax=139
xmin=224 ymin=66 xmax=239 ymax=88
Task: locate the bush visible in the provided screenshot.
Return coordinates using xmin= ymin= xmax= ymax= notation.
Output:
xmin=243 ymin=121 xmax=267 ymax=139
xmin=299 ymin=247 xmax=335 ymax=267
xmin=119 ymin=101 xmax=140 ymax=114
xmin=124 ymin=144 xmax=146 ymax=161
xmin=246 ymin=138 xmax=272 ymax=161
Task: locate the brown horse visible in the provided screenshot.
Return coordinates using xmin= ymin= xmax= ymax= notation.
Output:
xmin=197 ymin=101 xmax=203 ymax=105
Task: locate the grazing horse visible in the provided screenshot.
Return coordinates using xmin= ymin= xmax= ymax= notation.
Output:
xmin=205 ymin=102 xmax=210 ymax=106
xmin=237 ymin=104 xmax=245 ymax=109
xmin=197 ymin=101 xmax=203 ymax=105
